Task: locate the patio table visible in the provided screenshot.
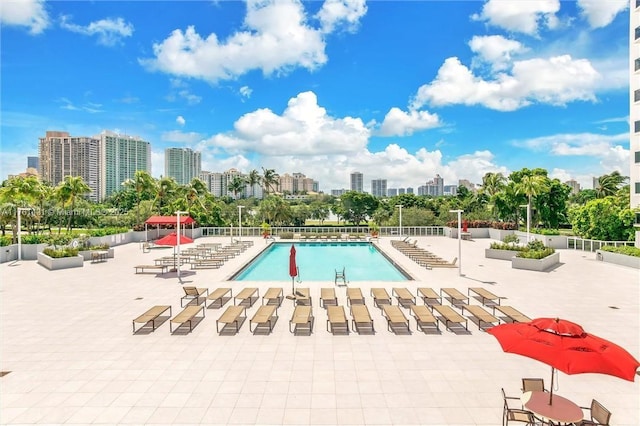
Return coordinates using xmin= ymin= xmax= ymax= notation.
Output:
xmin=521 ymin=390 xmax=583 ymax=425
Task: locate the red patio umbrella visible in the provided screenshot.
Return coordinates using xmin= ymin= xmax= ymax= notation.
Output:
xmin=289 ymin=245 xmax=298 ymax=295
xmin=488 ymin=317 xmax=640 ymax=404
xmin=155 ymin=232 xmax=194 ymax=246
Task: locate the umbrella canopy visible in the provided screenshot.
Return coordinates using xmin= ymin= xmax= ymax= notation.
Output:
xmin=155 ymin=232 xmax=194 ymax=246
xmin=289 ymin=245 xmax=297 ymax=295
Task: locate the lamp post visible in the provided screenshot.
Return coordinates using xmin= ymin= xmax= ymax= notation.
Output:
xmin=396 ymin=204 xmax=403 ymax=239
xmin=17 ymin=207 xmax=33 ymax=262
xmin=238 ymin=205 xmax=245 ymax=242
xmin=175 ymin=210 xmax=188 ymax=282
xmin=449 ymin=209 xmax=463 ymax=276
xmin=520 ymin=204 xmax=530 ymax=244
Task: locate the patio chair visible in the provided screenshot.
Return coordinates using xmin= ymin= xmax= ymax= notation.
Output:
xmin=468 ymin=287 xmax=502 ymax=307
xmin=132 ymin=305 xmax=172 ymax=333
xmin=521 ymin=378 xmax=546 ymax=393
xmin=326 ymin=305 xmax=349 ymax=334
xmin=234 ymin=287 xmax=259 ymax=307
xmin=289 ymin=305 xmax=314 ymax=334
xmin=501 ymin=388 xmax=537 ymax=426
xmin=494 ymin=305 xmax=532 ymax=323
xmin=575 ymin=399 xmax=611 ymax=425
xmin=461 ymin=304 xmax=500 ymax=330
xmin=431 ymin=304 xmax=468 ymax=332
xmin=207 ymin=288 xmax=233 ymax=309
xmin=417 ymin=287 xmax=442 ymax=306
xmin=350 ymin=304 xmax=374 ymax=333
xmin=262 ymin=287 xmax=283 ymax=307
xmin=216 ymin=305 xmax=247 ymax=334
xmin=346 ymin=287 xmax=365 ymax=306
xmin=381 ymin=305 xmax=410 ymax=333
xmin=249 ymin=305 xmax=278 ymax=334
xmin=440 ymin=287 xmax=469 ymax=307
xmin=181 ymin=286 xmax=209 ymax=307
xmin=371 ymin=288 xmax=392 ymax=309
xmin=170 ymin=305 xmax=205 ymax=333
xmin=392 ymin=287 xmax=416 ymax=307
xmin=410 ymin=304 xmax=439 ymax=332
xmin=320 ymin=287 xmax=338 ymax=308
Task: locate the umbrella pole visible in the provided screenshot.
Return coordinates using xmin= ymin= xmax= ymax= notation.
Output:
xmin=549 ymin=367 xmax=555 ymax=405
xmin=292 ymin=277 xmax=295 ymax=296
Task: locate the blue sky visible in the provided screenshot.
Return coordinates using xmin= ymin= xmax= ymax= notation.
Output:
xmin=0 ymin=0 xmax=631 ymax=192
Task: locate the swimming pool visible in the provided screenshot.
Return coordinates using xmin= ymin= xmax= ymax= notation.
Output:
xmin=232 ymin=242 xmax=410 ymax=282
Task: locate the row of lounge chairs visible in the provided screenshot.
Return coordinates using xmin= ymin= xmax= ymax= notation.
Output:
xmin=294 ymin=234 xmax=373 ymax=242
xmin=391 ymin=240 xmax=457 ymax=268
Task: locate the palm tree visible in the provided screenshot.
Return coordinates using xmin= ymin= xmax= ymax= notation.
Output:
xmin=56 ymin=176 xmax=91 ymax=232
xmin=515 ymin=174 xmax=548 ymax=230
xmin=154 ymin=177 xmax=177 ymax=214
xmin=596 ymin=171 xmax=627 ymax=198
xmin=481 ymin=172 xmax=506 ymax=197
xmin=247 ymin=169 xmax=260 ymax=198
xmin=132 ymin=170 xmax=156 ymax=226
xmin=228 ymin=176 xmax=247 ymax=200
xmin=261 ymin=167 xmax=279 ymax=195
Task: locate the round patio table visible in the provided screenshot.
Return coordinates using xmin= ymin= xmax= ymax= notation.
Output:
xmin=521 ymin=391 xmax=583 ymax=425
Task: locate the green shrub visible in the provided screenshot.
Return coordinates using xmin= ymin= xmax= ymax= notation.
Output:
xmin=87 ymin=227 xmax=128 ymax=237
xmin=43 ymin=247 xmax=79 ymax=258
xmin=0 ymin=236 xmax=11 ymax=247
xmin=599 ymin=245 xmax=640 ymax=258
xmin=279 ymin=232 xmax=294 ymax=239
xmin=536 ymin=229 xmax=560 ymax=236
xmin=516 ymin=248 xmax=555 ymax=259
xmin=88 ymin=244 xmax=110 ymax=250
xmin=503 ymin=234 xmax=519 ymax=245
xmin=489 ymin=242 xmax=526 ymax=251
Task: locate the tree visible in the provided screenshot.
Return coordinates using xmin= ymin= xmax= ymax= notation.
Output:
xmin=261 ymin=168 xmax=279 ymax=195
xmin=258 ymin=195 xmax=291 ymax=225
xmin=55 ymin=176 xmax=91 ymax=231
xmin=154 ymin=177 xmax=177 ymax=214
xmin=228 ymin=176 xmax=247 ymax=200
xmin=569 ymin=196 xmax=634 ymax=241
xmin=127 ymin=170 xmax=156 ymax=227
xmin=535 ymin=179 xmax=571 ymax=229
xmin=335 ymin=191 xmax=379 ymax=225
xmin=247 ymin=169 xmax=261 ymax=198
xmin=595 ymin=171 xmax=627 ymax=198
xmin=480 ymin=172 xmax=506 ymax=197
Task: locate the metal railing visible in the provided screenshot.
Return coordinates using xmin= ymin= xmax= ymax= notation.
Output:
xmin=201 ymin=226 xmax=446 ymax=237
xmin=567 ymin=237 xmax=635 ymax=252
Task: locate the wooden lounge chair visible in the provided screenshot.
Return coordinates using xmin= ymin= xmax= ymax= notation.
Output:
xmin=170 ymin=305 xmax=205 ymax=333
xmin=216 ymin=305 xmax=247 ymax=333
xmin=134 ymin=264 xmax=169 ymax=274
xmin=206 ymin=288 xmax=232 ymax=309
xmin=350 ymin=304 xmax=374 ymax=333
xmin=133 ymin=305 xmax=172 ymax=333
xmin=371 ymin=288 xmax=392 ymax=309
xmin=249 ymin=305 xmax=278 ymax=333
xmin=468 ymin=287 xmax=502 ymax=307
xmin=262 ymin=287 xmax=283 ymax=307
xmin=410 ymin=304 xmax=439 ymax=332
xmin=346 ymin=287 xmax=365 ymax=306
xmin=234 ymin=287 xmax=259 ymax=307
xmin=320 ymin=288 xmax=338 ymax=308
xmin=289 ymin=305 xmax=314 ymax=334
xmin=181 ymin=286 xmax=209 ymax=307
xmin=294 ymin=287 xmax=311 ymax=306
xmin=326 ymin=305 xmax=349 ymax=334
xmin=417 ymin=287 xmax=442 ymax=306
xmin=440 ymin=287 xmax=469 ymax=307
xmin=431 ymin=304 xmax=468 ymax=331
xmin=381 ymin=305 xmax=410 ymax=333
xmin=190 ymin=258 xmax=224 ymax=269
xmin=493 ymin=305 xmax=532 ymax=323
xmin=392 ymin=287 xmax=416 ymax=307
xmin=461 ymin=304 xmax=500 ymax=330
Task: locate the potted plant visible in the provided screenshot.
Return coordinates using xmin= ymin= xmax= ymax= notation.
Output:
xmin=261 ymin=222 xmax=272 ymax=239
xmin=369 ymin=223 xmax=380 ymax=238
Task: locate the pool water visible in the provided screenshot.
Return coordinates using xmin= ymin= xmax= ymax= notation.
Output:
xmin=232 ymin=242 xmax=409 ymax=282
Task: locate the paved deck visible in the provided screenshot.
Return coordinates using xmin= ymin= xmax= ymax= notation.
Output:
xmin=1 ymin=236 xmax=638 ymax=425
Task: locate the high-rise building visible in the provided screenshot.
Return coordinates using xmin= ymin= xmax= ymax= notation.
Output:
xmin=631 ymin=2 xmax=640 ymax=239
xmin=406 ymin=187 xmax=414 ymax=194
xmin=165 ymin=148 xmax=201 ymax=185
xmin=39 ymin=131 xmax=101 ymax=201
xmin=27 ymin=156 xmax=39 ymax=170
xmin=387 ymin=188 xmax=398 ymax=197
xmin=458 ymin=179 xmax=475 ymax=192
xmin=331 ymin=189 xmax=347 ymax=196
xmin=423 ymin=174 xmax=444 ymax=196
xmin=98 ymin=130 xmax=151 ymax=199
xmin=565 ymin=179 xmax=581 ymax=195
xmin=443 ymin=185 xmax=458 ymax=196
xmin=371 ymin=179 xmax=387 ymax=197
xmin=398 ymin=188 xmax=406 ymax=195
xmin=350 ymin=171 xmax=363 ymax=192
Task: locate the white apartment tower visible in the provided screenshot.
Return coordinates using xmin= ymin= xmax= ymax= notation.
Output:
xmin=165 ymin=148 xmax=201 ymax=185
xmin=98 ymin=130 xmax=151 ymax=199
xmin=632 ymin=1 xmax=640 ymax=243
xmin=371 ymin=179 xmax=387 ymax=197
xmin=350 ymin=171 xmax=363 ymax=192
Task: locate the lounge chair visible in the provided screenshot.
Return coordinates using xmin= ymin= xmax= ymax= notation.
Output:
xmin=249 ymin=305 xmax=278 ymax=333
xmin=326 ymin=305 xmax=349 ymax=334
xmin=440 ymin=287 xmax=469 ymax=307
xmin=461 ymin=304 xmax=500 ymax=330
xmin=371 ymin=288 xmax=392 ymax=309
xmin=190 ymin=258 xmax=224 ymax=269
xmin=468 ymin=287 xmax=502 ymax=307
xmin=294 ymin=287 xmax=311 ymax=306
xmin=133 ymin=305 xmax=172 ymax=333
xmin=234 ymin=287 xmax=259 ymax=307
xmin=381 ymin=305 xmax=410 ymax=333
xmin=216 ymin=305 xmax=247 ymax=333
xmin=417 ymin=287 xmax=442 ymax=306
xmin=431 ymin=304 xmax=468 ymax=331
xmin=134 ymin=264 xmax=169 ymax=274
xmin=320 ymin=288 xmax=338 ymax=308
xmin=493 ymin=305 xmax=532 ymax=323
xmin=289 ymin=305 xmax=314 ymax=334
xmin=410 ymin=304 xmax=439 ymax=332
xmin=181 ymin=286 xmax=209 ymax=307
xmin=262 ymin=287 xmax=283 ymax=307
xmin=207 ymin=288 xmax=233 ymax=309
xmin=170 ymin=305 xmax=205 ymax=333
xmin=350 ymin=304 xmax=374 ymax=333
xmin=392 ymin=287 xmax=416 ymax=307
xmin=346 ymin=287 xmax=365 ymax=306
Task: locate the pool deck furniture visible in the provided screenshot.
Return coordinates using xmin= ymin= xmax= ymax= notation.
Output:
xmin=461 ymin=304 xmax=500 ymax=330
xmin=235 ymin=287 xmax=259 ymax=307
xmin=493 ymin=305 xmax=532 ymax=323
xmin=207 ymin=287 xmax=233 ymax=309
xmin=350 ymin=304 xmax=374 ymax=334
xmin=262 ymin=287 xmax=283 ymax=307
xmin=132 ymin=305 xmax=172 ymax=333
xmin=91 ymin=251 xmax=109 ymax=263
xmin=468 ymin=287 xmax=502 ymax=307
xmin=346 ymin=288 xmax=365 ymax=306
xmin=320 ymin=288 xmax=338 ymax=308
xmin=249 ymin=305 xmax=278 ymax=333
xmin=190 ymin=258 xmax=224 ymax=269
xmin=293 ymin=287 xmax=311 ymax=306
xmin=392 ymin=287 xmax=416 ymax=307
xmin=134 ymin=264 xmax=169 ymax=274
xmin=181 ymin=286 xmax=209 ymax=307
xmin=410 ymin=304 xmax=439 ymax=332
xmin=326 ymin=305 xmax=349 ymax=334
xmin=381 ymin=305 xmax=410 ymax=333
xmin=289 ymin=305 xmax=314 ymax=334
xmin=371 ymin=288 xmax=392 ymax=310
xmin=431 ymin=304 xmax=468 ymax=331
xmin=170 ymin=305 xmax=205 ymax=333
xmin=521 ymin=391 xmax=584 ymax=425
xmin=440 ymin=287 xmax=469 ymax=307
xmin=417 ymin=287 xmax=442 ymax=306
xmin=216 ymin=305 xmax=247 ymax=334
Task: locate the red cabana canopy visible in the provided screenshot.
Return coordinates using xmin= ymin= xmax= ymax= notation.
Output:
xmin=145 ymin=215 xmax=195 ymax=225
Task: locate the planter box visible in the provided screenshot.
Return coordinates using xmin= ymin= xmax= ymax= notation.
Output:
xmin=37 ymin=252 xmax=84 ymax=270
xmin=1 ymin=244 xmax=18 ymax=263
xmin=512 ymin=252 xmax=560 ymax=272
xmin=485 ymin=248 xmax=521 ymax=261
xmin=79 ymin=248 xmax=114 ymax=261
xmin=489 ymin=229 xmax=515 ymax=241
xmin=596 ymin=250 xmax=640 ymax=269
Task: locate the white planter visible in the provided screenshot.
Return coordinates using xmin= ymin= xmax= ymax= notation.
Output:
xmin=485 ymin=248 xmax=521 ymax=261
xmin=37 ymin=252 xmax=84 ymax=270
xmin=1 ymin=244 xmax=18 ymax=263
xmin=79 ymin=248 xmax=114 ymax=261
xmin=489 ymin=229 xmax=515 ymax=241
xmin=596 ymin=250 xmax=640 ymax=269
xmin=512 ymin=252 xmax=560 ymax=272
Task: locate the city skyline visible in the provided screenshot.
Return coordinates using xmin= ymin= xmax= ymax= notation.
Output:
xmin=0 ymin=1 xmax=631 ymax=192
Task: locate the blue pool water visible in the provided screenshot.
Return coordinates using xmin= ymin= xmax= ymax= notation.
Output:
xmin=232 ymin=242 xmax=409 ymax=282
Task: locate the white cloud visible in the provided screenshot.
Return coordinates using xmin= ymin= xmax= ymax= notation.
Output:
xmin=468 ymin=35 xmax=526 ymax=71
xmin=176 ymin=116 xmax=186 ymax=126
xmin=59 ymin=16 xmax=133 ymax=46
xmin=161 ymin=130 xmax=202 ymax=144
xmin=471 ymin=0 xmax=560 ymax=35
xmin=577 ymin=0 xmax=628 ymax=29
xmin=512 ymin=132 xmax=628 ymax=156
xmin=240 ymin=86 xmax=253 ymax=99
xmin=0 ymin=0 xmax=49 ymax=34
xmin=151 ymin=150 xmax=163 ymax=178
xmin=316 ymin=0 xmax=367 ymax=34
xmin=412 ymin=55 xmax=600 ymax=111
xmin=377 ymin=107 xmax=441 ymax=137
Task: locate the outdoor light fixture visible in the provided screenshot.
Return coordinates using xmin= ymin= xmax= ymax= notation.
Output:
xmin=449 ymin=209 xmax=464 ymax=276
